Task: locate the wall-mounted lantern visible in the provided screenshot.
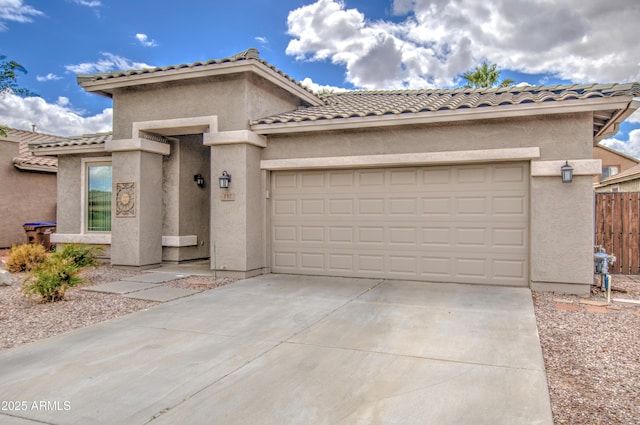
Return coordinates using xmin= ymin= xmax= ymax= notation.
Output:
xmin=561 ymin=161 xmax=573 ymax=183
xmin=194 ymin=174 xmax=205 ymax=188
xmin=219 ymin=171 xmax=232 ymax=189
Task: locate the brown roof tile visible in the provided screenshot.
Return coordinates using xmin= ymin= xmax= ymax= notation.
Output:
xmin=77 ymin=48 xmax=319 ymax=100
xmin=6 ymin=128 xmax=58 ymax=172
xmin=251 ymin=83 xmax=640 ymax=127
xmin=30 ymin=132 xmax=112 ymax=150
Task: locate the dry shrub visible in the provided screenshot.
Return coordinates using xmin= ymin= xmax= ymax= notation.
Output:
xmin=6 ymin=243 xmax=47 ymax=273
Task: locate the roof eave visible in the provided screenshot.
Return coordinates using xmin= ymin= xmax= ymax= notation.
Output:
xmin=78 ymin=61 xmax=323 ymax=106
xmin=13 ymin=162 xmax=57 ymax=173
xmin=31 ymin=144 xmax=107 ymax=156
xmin=593 ymin=97 xmax=640 ymax=143
xmin=252 ymin=96 xmax=634 ymax=135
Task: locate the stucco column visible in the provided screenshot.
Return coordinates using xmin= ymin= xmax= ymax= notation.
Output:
xmin=205 ymin=131 xmax=267 ymax=278
xmin=107 ymin=138 xmax=170 ymax=268
xmin=529 ymin=159 xmax=601 ymax=294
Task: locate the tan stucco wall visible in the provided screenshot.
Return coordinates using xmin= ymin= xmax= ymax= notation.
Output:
xmin=104 ymin=72 xmax=301 ymax=271
xmin=111 ymin=150 xmax=163 ymax=267
xmin=262 ymin=113 xmax=593 ymax=161
xmin=0 ymin=141 xmax=57 ymax=247
xmin=530 ymin=176 xmax=594 ymax=292
xmin=593 ymin=146 xmax=638 ymax=183
xmin=162 ymin=134 xmax=210 ymax=262
xmin=56 ymin=156 xmax=83 ymax=235
xmin=210 ymin=143 xmax=265 ymax=276
xmin=112 ymin=73 xmax=303 ymax=139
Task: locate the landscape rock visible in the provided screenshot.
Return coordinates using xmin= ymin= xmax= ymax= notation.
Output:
xmin=0 ymin=269 xmax=11 ymax=286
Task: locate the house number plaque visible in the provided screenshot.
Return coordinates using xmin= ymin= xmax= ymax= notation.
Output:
xmin=220 ymin=192 xmax=236 ymax=201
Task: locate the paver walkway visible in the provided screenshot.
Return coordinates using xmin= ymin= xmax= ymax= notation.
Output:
xmin=82 ymin=261 xmax=233 ymax=302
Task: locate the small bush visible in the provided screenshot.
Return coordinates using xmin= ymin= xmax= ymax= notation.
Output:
xmin=6 ymin=243 xmax=47 ymax=273
xmin=23 ymin=257 xmax=83 ymax=302
xmin=52 ymin=243 xmax=103 ymax=268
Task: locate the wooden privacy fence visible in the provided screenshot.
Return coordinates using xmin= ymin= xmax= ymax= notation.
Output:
xmin=594 ymin=192 xmax=640 ymax=275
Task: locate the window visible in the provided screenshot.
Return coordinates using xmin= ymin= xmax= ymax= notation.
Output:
xmin=86 ymin=162 xmax=112 ymax=232
xmin=601 ymin=166 xmax=619 ymax=180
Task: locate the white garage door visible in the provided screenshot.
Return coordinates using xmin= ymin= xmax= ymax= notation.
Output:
xmin=270 ymin=163 xmax=529 ymax=286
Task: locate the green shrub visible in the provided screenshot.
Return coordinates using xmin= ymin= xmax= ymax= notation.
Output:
xmin=23 ymin=257 xmax=83 ymax=302
xmin=52 ymin=243 xmax=103 ymax=268
xmin=6 ymin=243 xmax=47 ymax=273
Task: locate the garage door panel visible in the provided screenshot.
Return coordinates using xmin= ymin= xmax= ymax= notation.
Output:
xmin=300 ymin=252 xmax=325 ymax=270
xmin=493 ymin=195 xmax=527 ymax=215
xmin=359 ymin=198 xmax=385 ymax=215
xmin=273 ymin=225 xmax=297 ymax=242
xmin=493 ymin=259 xmax=527 ymax=281
xmin=328 ymin=226 xmax=354 ymax=243
xmin=494 ymin=165 xmax=526 ymax=182
xmin=357 ymin=255 xmax=385 ymax=273
xmin=422 ymin=197 xmax=451 ymax=215
xmin=271 ymin=163 xmax=528 ymax=286
xmin=422 ymin=168 xmax=451 ymax=184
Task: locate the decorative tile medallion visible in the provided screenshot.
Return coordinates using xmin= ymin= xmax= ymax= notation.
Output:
xmin=116 ymin=182 xmax=135 ymax=217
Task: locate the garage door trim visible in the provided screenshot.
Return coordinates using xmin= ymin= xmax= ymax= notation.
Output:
xmin=261 ymin=147 xmax=539 ymax=171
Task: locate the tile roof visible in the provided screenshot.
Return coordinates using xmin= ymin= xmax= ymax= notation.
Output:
xmin=30 ymin=132 xmax=112 ymax=151
xmin=5 ymin=128 xmax=58 ymax=172
xmin=252 ymin=83 xmax=640 ymax=128
xmin=77 ymin=48 xmax=319 ymax=100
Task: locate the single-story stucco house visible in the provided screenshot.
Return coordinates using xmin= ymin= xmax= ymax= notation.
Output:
xmin=30 ymin=48 xmax=640 ymax=294
xmin=1 ymin=128 xmax=57 ymax=248
xmin=593 ymin=143 xmax=639 ymax=183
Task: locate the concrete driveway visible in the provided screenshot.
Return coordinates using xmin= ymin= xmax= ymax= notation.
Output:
xmin=0 ymin=275 xmax=553 ymax=424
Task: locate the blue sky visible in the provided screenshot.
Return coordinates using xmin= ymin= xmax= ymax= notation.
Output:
xmin=1 ymin=0 xmax=639 ymax=156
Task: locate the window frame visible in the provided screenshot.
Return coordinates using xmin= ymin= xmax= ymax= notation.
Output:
xmin=601 ymin=165 xmax=620 ymax=180
xmin=81 ymin=157 xmax=113 ymax=234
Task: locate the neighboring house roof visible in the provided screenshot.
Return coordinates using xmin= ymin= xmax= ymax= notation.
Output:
xmin=4 ymin=128 xmax=59 ymax=172
xmin=29 ymin=132 xmax=112 ymax=156
xmin=595 ymin=163 xmax=640 ymax=188
xmin=251 ymin=83 xmax=640 ymax=141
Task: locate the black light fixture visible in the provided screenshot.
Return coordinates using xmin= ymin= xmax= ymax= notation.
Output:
xmin=219 ymin=171 xmax=232 ymax=189
xmin=194 ymin=174 xmax=205 ymax=188
xmin=561 ymin=161 xmax=573 ymax=183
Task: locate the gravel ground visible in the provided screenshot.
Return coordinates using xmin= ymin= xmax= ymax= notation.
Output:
xmin=533 ymin=276 xmax=640 ymax=425
xmin=0 ymin=250 xmax=235 ymax=351
xmin=1 ymin=249 xmax=639 ymax=424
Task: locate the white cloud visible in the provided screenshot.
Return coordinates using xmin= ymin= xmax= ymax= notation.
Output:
xmin=255 ymin=36 xmax=269 ymax=44
xmin=0 ymin=0 xmax=43 ymax=30
xmin=299 ymin=77 xmax=349 ymax=94
xmin=36 ymin=73 xmax=62 ymax=82
xmin=71 ymin=0 xmax=101 ymax=7
xmin=65 ymin=52 xmax=153 ymax=74
xmin=136 ymin=33 xmax=158 ymax=47
xmin=286 ymin=0 xmax=640 ymax=89
xmin=601 ymin=129 xmax=640 ymax=160
xmin=0 ymin=93 xmax=112 ymax=136
xmin=627 ymin=109 xmax=640 ymax=124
